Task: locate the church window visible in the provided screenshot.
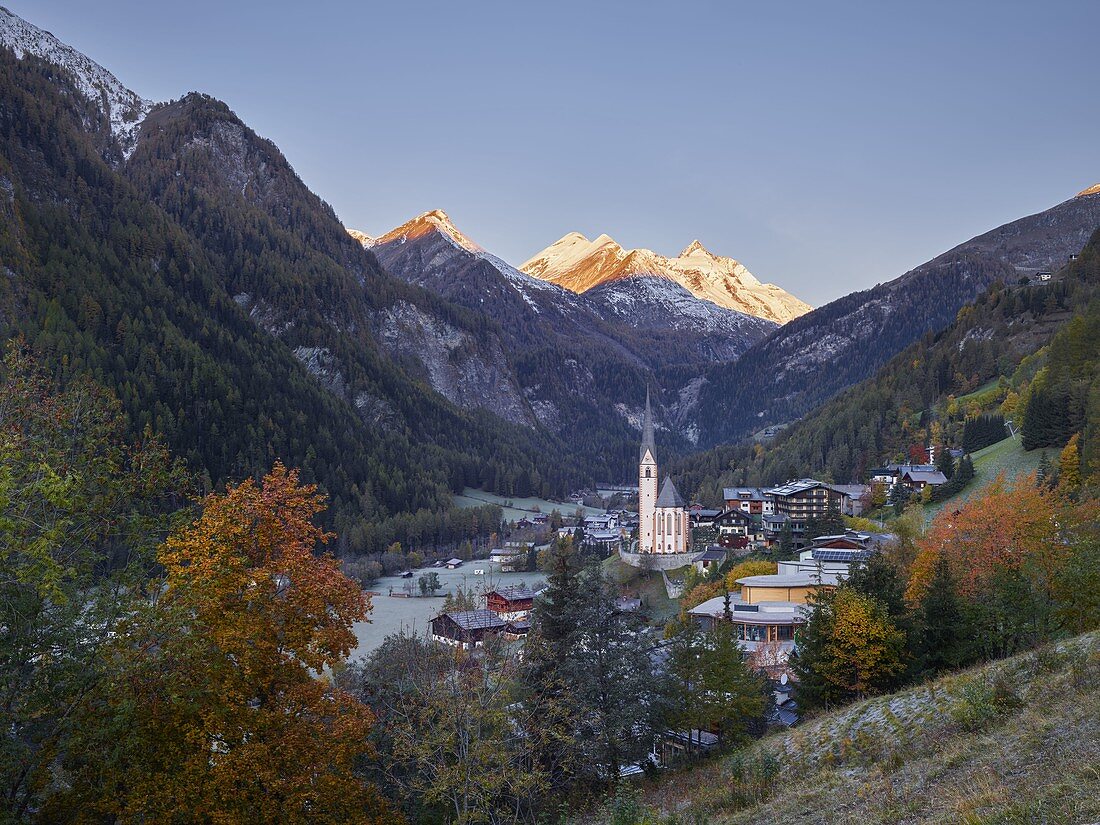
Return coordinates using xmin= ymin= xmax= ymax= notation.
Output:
xmin=645 ymin=468 xmax=651 ymax=478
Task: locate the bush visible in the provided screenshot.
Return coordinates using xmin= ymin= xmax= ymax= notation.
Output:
xmin=717 ymin=751 xmax=781 ymax=811
xmin=951 ymin=673 xmax=1023 ymax=732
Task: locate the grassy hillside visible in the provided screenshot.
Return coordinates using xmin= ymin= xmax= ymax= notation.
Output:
xmin=585 ymin=631 xmax=1100 ymax=824
xmin=923 ymin=436 xmax=1044 ymax=521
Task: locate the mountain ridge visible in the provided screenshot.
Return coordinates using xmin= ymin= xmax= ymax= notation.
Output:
xmin=520 ymin=230 xmax=811 ymax=324
xmin=687 ymin=188 xmax=1100 ymax=447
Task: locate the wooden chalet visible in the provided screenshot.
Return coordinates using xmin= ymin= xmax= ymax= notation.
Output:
xmin=430 ymin=609 xmax=506 ymax=649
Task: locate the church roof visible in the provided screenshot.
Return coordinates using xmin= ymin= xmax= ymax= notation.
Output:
xmin=655 ymin=475 xmax=685 ymax=509
xmin=640 ymin=387 xmax=655 ymax=461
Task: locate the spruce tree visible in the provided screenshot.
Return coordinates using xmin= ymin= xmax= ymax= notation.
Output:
xmin=935 ymin=446 xmax=955 ymax=480
xmin=918 ymin=554 xmax=967 ymax=674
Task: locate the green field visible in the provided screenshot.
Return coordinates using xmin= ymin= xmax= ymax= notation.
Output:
xmin=453 ymin=488 xmax=606 ymax=523
xmin=924 ymin=435 xmax=1044 ymax=521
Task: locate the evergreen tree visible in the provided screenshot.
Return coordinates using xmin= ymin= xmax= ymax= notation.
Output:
xmin=917 ymin=554 xmax=967 ymax=674
xmin=935 ymin=446 xmax=955 ymax=480
xmin=698 ymin=619 xmax=768 ymax=746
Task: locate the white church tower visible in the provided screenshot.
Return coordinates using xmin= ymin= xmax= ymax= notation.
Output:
xmin=637 ymin=388 xmax=689 ymax=555
xmin=638 ymin=388 xmax=659 ymax=554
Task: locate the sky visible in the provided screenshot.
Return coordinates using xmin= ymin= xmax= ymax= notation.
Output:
xmin=13 ymin=0 xmax=1100 ymax=306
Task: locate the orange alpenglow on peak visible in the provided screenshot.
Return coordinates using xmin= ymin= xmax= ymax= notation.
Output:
xmin=520 ymin=232 xmax=812 ymax=324
xmin=1076 ymin=183 xmax=1100 ymax=197
xmin=367 ymin=209 xmax=483 ymax=253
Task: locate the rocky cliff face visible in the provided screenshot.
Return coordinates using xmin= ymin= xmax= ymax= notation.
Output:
xmin=372 ymin=300 xmax=535 ymax=427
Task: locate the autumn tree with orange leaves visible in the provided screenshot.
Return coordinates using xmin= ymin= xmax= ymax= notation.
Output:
xmin=906 ymin=473 xmax=1098 ymax=659
xmin=54 ymin=465 xmax=394 ymax=824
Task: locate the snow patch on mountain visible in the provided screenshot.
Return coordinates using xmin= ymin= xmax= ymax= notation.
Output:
xmin=0 ymin=5 xmax=152 ymax=157
xmin=347 ymin=228 xmax=373 ymax=247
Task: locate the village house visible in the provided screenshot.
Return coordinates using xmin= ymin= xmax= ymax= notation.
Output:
xmin=827 ymin=483 xmax=871 ymax=516
xmin=584 ymin=513 xmax=618 ymax=531
xmin=722 ymin=487 xmax=775 ymax=518
xmin=760 ymin=479 xmax=853 ymax=546
xmin=871 ymin=463 xmax=937 ymax=487
xmin=899 ymin=467 xmax=948 ymax=494
xmin=484 ymin=585 xmax=539 ymax=621
xmin=691 ymin=546 xmax=727 ymax=574
xmin=430 ymin=609 xmax=507 ymax=649
xmin=687 ymin=533 xmax=884 ymax=663
xmin=444 ymin=557 xmax=464 ymax=569
xmin=489 ymin=547 xmax=527 ymax=572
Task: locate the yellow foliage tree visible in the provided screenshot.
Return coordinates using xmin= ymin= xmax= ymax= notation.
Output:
xmin=1059 ymin=433 xmax=1082 ymax=492
xmin=724 ymin=559 xmax=778 ymax=592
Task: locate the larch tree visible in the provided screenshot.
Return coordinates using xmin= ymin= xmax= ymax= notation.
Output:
xmin=59 ymin=465 xmax=392 ymax=824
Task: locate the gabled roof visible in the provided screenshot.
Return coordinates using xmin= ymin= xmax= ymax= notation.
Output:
xmin=723 ymin=487 xmax=767 ymax=501
xmin=767 ymin=478 xmax=829 ymax=497
xmin=436 ymin=610 xmax=507 ymax=631
xmin=487 ymin=585 xmax=539 ymax=601
xmin=655 ymin=475 xmax=685 ymax=509
xmin=902 ymin=470 xmax=948 ymax=485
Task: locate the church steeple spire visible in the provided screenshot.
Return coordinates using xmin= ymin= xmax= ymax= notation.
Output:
xmin=640 ymin=386 xmax=655 ymax=462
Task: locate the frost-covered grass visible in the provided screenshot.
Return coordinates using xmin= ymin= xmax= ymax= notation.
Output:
xmin=453 ymin=488 xmax=605 ymax=523
xmin=577 ymin=631 xmax=1100 ymax=825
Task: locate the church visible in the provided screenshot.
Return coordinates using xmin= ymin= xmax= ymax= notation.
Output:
xmin=638 ymin=390 xmax=689 ymax=554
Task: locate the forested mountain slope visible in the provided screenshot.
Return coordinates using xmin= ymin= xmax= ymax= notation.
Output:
xmin=0 ymin=48 xmax=586 ymax=555
xmin=690 ymin=189 xmax=1100 ymax=447
xmin=672 ymin=228 xmax=1100 ymax=498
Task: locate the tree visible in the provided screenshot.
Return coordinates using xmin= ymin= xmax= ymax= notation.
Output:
xmin=697 ymin=619 xmax=767 ymax=746
xmin=418 ymin=571 xmax=442 ymax=597
xmin=793 ymin=588 xmax=907 ymax=711
xmin=916 ymin=554 xmax=968 ymax=674
xmin=1059 ymin=433 xmax=1082 ymax=492
xmin=805 ymin=502 xmax=845 ymax=541
xmin=907 ymin=474 xmax=1054 ymax=603
xmin=348 ymin=633 xmax=545 ymax=825
xmin=523 ymin=549 xmax=657 ymax=789
xmin=58 ymin=465 xmax=391 ymax=824
xmin=936 ymin=446 xmax=956 ymax=480
xmin=725 ymin=559 xmax=778 ymax=592
xmin=443 ymin=586 xmax=479 ymax=612
xmin=660 ymin=615 xmax=708 ymax=755
xmin=0 ymin=346 xmax=182 ymax=820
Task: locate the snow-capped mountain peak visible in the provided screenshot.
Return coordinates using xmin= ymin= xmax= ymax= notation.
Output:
xmin=374 ymin=209 xmax=483 ymax=254
xmin=0 ymin=5 xmax=152 ymax=157
xmin=679 ymin=239 xmax=715 ymax=258
xmin=521 ymin=231 xmax=811 ymax=324
xmin=1077 ymin=183 xmax=1100 ymax=198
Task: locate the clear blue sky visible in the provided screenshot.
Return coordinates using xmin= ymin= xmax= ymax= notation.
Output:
xmin=15 ymin=0 xmax=1100 ymax=305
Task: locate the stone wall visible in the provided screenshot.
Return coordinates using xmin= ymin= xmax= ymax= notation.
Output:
xmin=618 ymin=547 xmax=697 ymax=572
